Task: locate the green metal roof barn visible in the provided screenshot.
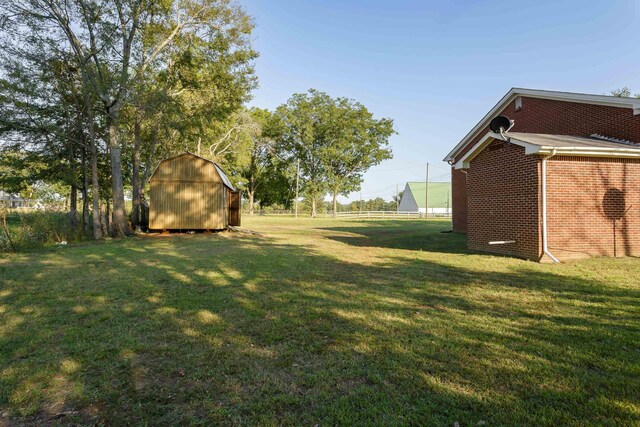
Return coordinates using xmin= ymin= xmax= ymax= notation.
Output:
xmin=397 ymin=182 xmax=451 ymax=213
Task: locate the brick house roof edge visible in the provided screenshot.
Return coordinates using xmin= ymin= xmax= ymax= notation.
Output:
xmin=444 ymin=88 xmax=640 ymax=163
xmin=454 ymin=131 xmax=640 ymax=169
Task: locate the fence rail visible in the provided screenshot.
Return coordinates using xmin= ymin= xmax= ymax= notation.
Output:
xmin=335 ymin=211 xmax=450 ymax=220
xmin=242 ymin=210 xmax=451 ymax=219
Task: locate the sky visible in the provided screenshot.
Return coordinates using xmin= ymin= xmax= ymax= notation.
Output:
xmin=241 ymin=0 xmax=640 ymax=203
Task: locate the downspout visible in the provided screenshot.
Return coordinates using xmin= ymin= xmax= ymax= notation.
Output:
xmin=541 ymin=149 xmax=560 ymax=263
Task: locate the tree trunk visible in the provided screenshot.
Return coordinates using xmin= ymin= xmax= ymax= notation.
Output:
xmin=69 ymin=184 xmax=78 ymax=227
xmin=85 ymin=93 xmax=102 ymax=240
xmin=248 ymin=190 xmax=255 ymax=215
xmin=68 ymin=142 xmax=78 ymax=228
xmin=311 ymin=197 xmax=317 ymax=218
xmin=107 ymin=113 xmax=130 ymax=237
xmin=106 ymin=199 xmax=112 ymax=236
xmin=81 ymin=148 xmax=90 ymax=233
xmin=131 ymin=111 xmax=142 ymax=230
xmin=248 ymin=171 xmax=255 ymax=215
xmin=100 ymin=203 xmax=108 ymax=236
xmin=140 ymin=125 xmax=158 ymax=199
xmin=89 ymin=137 xmax=102 ymax=239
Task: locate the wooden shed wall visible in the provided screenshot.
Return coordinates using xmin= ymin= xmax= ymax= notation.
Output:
xmin=149 ymin=154 xmax=228 ymax=230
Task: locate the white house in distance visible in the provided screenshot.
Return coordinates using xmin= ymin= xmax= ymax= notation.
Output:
xmin=398 ymin=182 xmax=451 ymax=215
xmin=0 ymin=191 xmax=35 ymax=209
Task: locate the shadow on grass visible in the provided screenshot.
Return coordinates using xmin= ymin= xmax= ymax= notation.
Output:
xmin=0 ymin=230 xmax=639 ymax=425
xmin=318 ymin=220 xmax=469 ymax=254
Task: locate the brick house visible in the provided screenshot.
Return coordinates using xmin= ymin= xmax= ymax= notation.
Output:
xmin=444 ymin=88 xmax=640 ymax=261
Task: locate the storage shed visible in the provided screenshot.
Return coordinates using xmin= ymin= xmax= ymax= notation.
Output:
xmin=149 ymin=152 xmax=241 ymax=230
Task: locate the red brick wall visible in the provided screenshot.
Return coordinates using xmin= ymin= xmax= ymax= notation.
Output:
xmin=451 ymin=167 xmax=467 ymax=232
xmin=504 ymin=97 xmax=640 ymax=141
xmin=546 ymin=157 xmax=640 ymax=258
xmin=467 ymin=140 xmax=541 ymax=260
xmin=451 ymin=96 xmax=640 ymax=232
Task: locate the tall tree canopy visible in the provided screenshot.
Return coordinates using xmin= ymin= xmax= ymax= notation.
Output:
xmin=324 ymin=96 xmax=394 ymax=216
xmin=276 ymin=90 xmax=334 ymax=217
xmin=276 ymin=89 xmax=394 ymax=217
xmin=0 ymin=0 xmax=257 ymax=236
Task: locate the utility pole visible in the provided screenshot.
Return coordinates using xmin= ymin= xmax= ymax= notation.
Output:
xmin=396 ymin=184 xmax=399 ymax=211
xmin=425 ymin=162 xmax=429 ymax=220
xmin=295 ymin=158 xmax=300 ymax=219
xmin=446 ymin=188 xmax=450 ymax=216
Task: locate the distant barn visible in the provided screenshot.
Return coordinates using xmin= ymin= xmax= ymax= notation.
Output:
xmin=149 ymin=152 xmax=241 ymax=230
xmin=398 ymin=182 xmax=451 ymax=215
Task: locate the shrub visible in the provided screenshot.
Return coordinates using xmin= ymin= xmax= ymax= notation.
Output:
xmin=1 ymin=211 xmax=89 ymax=252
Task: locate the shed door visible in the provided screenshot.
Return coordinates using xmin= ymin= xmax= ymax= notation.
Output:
xmin=229 ymin=190 xmax=241 ymax=226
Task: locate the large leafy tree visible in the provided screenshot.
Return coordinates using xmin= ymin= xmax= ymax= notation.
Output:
xmin=237 ymin=108 xmax=283 ymax=214
xmin=1 ymin=0 xmax=257 ymax=236
xmin=0 ymin=43 xmax=99 ymax=230
xmin=324 ymin=97 xmax=394 ymax=217
xmin=276 ymin=90 xmax=334 ymax=217
xmin=276 ymin=89 xmax=394 ymax=217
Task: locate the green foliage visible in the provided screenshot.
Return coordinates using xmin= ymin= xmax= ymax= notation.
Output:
xmin=611 ymin=87 xmax=640 ymax=98
xmin=253 ymin=162 xmax=296 ymax=209
xmin=275 ymin=89 xmax=394 ymax=216
xmin=324 ymin=96 xmax=394 ymax=199
xmin=335 ymin=197 xmax=397 ymax=212
xmin=0 ymin=0 xmax=259 ymax=237
xmin=276 ymin=89 xmax=335 ymax=205
xmin=233 ymin=108 xmax=295 ymax=210
xmin=1 ymin=211 xmax=87 ymax=252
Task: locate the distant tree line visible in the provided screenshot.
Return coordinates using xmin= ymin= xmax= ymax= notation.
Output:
xmin=0 ymin=0 xmax=395 ymax=240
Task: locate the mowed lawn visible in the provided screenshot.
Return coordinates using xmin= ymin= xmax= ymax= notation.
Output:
xmin=1 ymin=218 xmax=639 ymax=425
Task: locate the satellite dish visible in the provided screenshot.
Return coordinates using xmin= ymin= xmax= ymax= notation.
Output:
xmin=489 ymin=115 xmax=514 ymax=134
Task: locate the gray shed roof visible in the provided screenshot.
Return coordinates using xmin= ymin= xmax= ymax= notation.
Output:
xmin=455 ymin=131 xmax=640 ymax=169
xmin=213 ymin=164 xmax=235 ymax=191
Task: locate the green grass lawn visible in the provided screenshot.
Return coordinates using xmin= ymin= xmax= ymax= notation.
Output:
xmin=1 ymin=217 xmax=639 ymax=425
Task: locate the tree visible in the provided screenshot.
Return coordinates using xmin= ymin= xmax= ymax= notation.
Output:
xmin=393 ymin=190 xmax=403 ymax=209
xmin=276 ymin=89 xmax=394 ymax=217
xmin=275 ymin=90 xmax=334 ymax=217
xmin=0 ymin=45 xmax=95 ymax=230
xmin=324 ymin=97 xmax=394 ymax=217
xmin=236 ymin=108 xmax=280 ymax=214
xmin=611 ymin=87 xmax=639 ymax=98
xmin=2 ymin=0 xmax=257 ymax=236
xmin=252 ymin=159 xmax=296 ymax=210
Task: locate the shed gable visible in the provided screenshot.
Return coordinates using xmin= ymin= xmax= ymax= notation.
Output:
xmin=150 ymin=153 xmax=221 ymax=183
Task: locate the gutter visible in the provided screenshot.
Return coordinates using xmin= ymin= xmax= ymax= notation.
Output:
xmin=535 ymin=145 xmax=640 ymax=157
xmin=541 ymin=149 xmax=560 ymax=263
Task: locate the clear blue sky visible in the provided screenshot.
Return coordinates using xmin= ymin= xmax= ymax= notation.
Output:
xmin=241 ymin=0 xmax=640 ymax=202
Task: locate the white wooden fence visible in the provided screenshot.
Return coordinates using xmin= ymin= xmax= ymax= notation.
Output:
xmin=334 ymin=211 xmax=450 ymax=220
xmin=246 ymin=210 xmax=451 ymax=219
